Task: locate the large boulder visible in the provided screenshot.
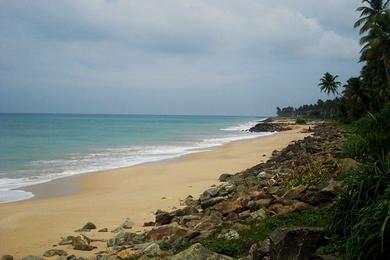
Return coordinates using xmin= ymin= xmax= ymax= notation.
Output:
xmin=269 ymin=227 xmax=324 ymax=260
xmin=170 ymin=243 xmax=233 ymax=260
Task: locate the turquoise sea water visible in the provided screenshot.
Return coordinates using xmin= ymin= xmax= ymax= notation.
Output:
xmin=0 ymin=114 xmax=269 ymax=203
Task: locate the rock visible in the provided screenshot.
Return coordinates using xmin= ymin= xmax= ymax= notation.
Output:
xmin=97 ymin=256 xmax=121 ymax=260
xmin=171 ymin=243 xmax=233 ymax=260
xmin=1 ymin=256 xmax=13 ymax=260
xmin=121 ymin=218 xmax=134 ymax=229
xmin=248 ymin=239 xmax=270 ymax=260
xmin=340 ymin=158 xmax=360 ymax=172
xmin=200 ymin=196 xmax=225 ymax=209
xmin=250 ymin=208 xmax=267 ymax=220
xmin=143 ymin=221 xmax=155 ymax=227
xmin=238 ymin=210 xmax=251 ymax=220
xmin=146 ymin=223 xmax=189 ymax=242
xmin=141 ymin=242 xmax=163 ymax=257
xmin=270 ymin=201 xmax=309 ymax=215
xmin=269 ymin=227 xmax=324 ymax=260
xmin=199 ymin=188 xmax=219 ymax=201
xmin=58 ymin=236 xmax=74 ymax=245
xmin=107 ymin=232 xmax=144 ymax=247
xmin=155 ymin=210 xmax=174 ymax=225
xmin=21 ymin=257 xmax=45 ymax=260
xmin=72 ymin=236 xmax=96 ymax=251
xmin=98 ymin=228 xmax=108 ymax=232
xmin=282 ymin=185 xmax=307 ymax=200
xmin=249 ymin=123 xmax=290 ymax=133
xmin=219 ymin=230 xmax=240 ymax=240
xmin=254 ymin=198 xmax=272 ymax=208
xmin=179 ymin=215 xmax=201 ymax=225
xmin=302 ymin=179 xmax=341 ymax=205
xmin=184 ymin=195 xmax=195 ymax=206
xmin=82 ymin=222 xmax=96 ymax=230
xmin=56 ymin=256 xmax=76 ymax=260
xmin=219 ymin=173 xmax=233 ymax=182
xmin=191 ymin=229 xmax=219 ymax=243
xmin=43 ymin=249 xmax=68 ymax=257
xmin=111 ymin=218 xmax=134 ymax=233
xmin=213 ymin=199 xmax=244 ymax=215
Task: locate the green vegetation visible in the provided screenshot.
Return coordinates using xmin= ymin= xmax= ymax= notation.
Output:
xmin=276 ymin=1 xmax=390 ymax=259
xmin=202 ymin=208 xmax=331 ymax=257
xmin=285 ymin=158 xmax=338 ymax=189
xmin=295 ymin=117 xmax=307 ymax=124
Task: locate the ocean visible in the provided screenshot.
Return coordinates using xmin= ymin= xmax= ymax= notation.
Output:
xmin=0 ymin=114 xmax=270 ymax=203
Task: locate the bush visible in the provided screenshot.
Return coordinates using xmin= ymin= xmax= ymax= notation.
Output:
xmin=331 ymin=161 xmax=390 ymax=260
xmin=295 ymin=117 xmax=307 ymax=124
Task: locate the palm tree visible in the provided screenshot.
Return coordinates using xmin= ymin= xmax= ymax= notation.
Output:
xmin=343 ymin=77 xmax=370 ymax=110
xmin=354 ymin=0 xmax=390 ymax=34
xmin=318 ymin=72 xmax=341 ymax=96
xmin=360 ymin=12 xmax=390 ymax=85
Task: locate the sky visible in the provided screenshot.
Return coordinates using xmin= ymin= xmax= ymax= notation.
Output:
xmin=0 ymin=0 xmax=363 ymax=116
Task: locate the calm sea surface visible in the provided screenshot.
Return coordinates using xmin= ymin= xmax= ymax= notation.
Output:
xmin=0 ymin=114 xmax=269 ymax=203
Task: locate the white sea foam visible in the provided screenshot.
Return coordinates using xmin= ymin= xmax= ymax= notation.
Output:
xmin=0 ymin=120 xmax=273 ymax=203
xmin=220 ymin=118 xmax=267 ymax=131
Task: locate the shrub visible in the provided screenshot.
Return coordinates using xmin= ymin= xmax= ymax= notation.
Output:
xmin=295 ymin=117 xmax=307 ymax=124
xmin=331 ymin=161 xmax=390 ymax=260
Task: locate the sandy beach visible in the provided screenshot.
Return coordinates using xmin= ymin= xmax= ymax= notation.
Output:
xmin=0 ymin=125 xmax=309 ymax=257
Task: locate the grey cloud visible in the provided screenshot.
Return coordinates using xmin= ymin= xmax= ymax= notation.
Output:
xmin=0 ymin=0 xmax=362 ymax=115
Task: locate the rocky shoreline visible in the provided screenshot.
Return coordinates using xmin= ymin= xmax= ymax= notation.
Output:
xmin=3 ymin=123 xmax=358 ymax=260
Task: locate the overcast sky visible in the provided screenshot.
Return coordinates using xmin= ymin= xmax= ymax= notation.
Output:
xmin=0 ymin=0 xmax=363 ymax=116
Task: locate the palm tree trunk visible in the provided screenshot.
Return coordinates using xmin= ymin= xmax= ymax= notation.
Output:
xmin=384 ymin=58 xmax=390 ymax=88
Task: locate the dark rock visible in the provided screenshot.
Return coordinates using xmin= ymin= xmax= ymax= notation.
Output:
xmin=1 ymin=256 xmax=13 ymax=260
xmin=269 ymin=227 xmax=324 ymax=260
xmin=155 ymin=210 xmax=174 ymax=225
xmin=43 ymin=249 xmax=68 ymax=257
xmin=81 ymin=222 xmax=96 ymax=230
xmin=219 ymin=173 xmax=233 ymax=182
xmin=98 ymin=228 xmax=108 ymax=232
xmin=143 ymin=221 xmax=155 ymax=227
xmin=249 ymin=123 xmax=290 ymax=133
xmin=170 ymin=243 xmax=233 ymax=260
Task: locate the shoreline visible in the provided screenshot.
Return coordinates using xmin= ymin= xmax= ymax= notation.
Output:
xmin=0 ymin=124 xmax=310 ymax=257
xmin=20 ymin=132 xmax=273 ymax=202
